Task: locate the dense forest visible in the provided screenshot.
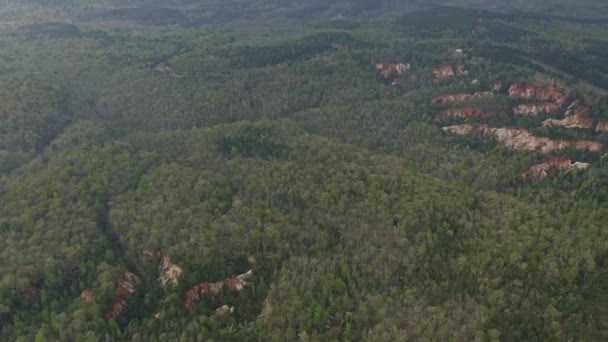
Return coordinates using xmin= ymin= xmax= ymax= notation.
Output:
xmin=1 ymin=1 xmax=608 ymax=341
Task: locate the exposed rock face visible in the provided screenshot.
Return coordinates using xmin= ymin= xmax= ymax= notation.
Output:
xmin=159 ymin=255 xmax=183 ymax=289
xmin=508 ymin=83 xmax=569 ymax=105
xmin=522 ymin=157 xmax=591 ymax=180
xmin=183 ymin=270 xmax=253 ymax=312
xmin=493 ymin=81 xmax=504 ymax=93
xmin=513 ymin=102 xmax=561 ymax=115
xmin=214 ymin=305 xmax=234 ymax=318
xmin=480 ymin=126 xmax=602 ymax=153
xmin=433 ymin=65 xmax=454 ymax=79
xmin=597 ymin=121 xmax=608 ymax=133
xmin=144 ymin=251 xmax=184 ymax=289
xmin=443 ymin=125 xmax=603 ymax=153
xmin=542 ymin=109 xmax=594 ymax=129
xmin=114 ymin=272 xmax=138 ymax=299
xmin=431 ymin=91 xmax=493 ymax=104
xmin=183 ymin=282 xmax=223 ymax=312
xmin=226 ymin=270 xmax=253 ymax=291
xmin=103 ymin=272 xmax=139 ymax=321
xmin=540 ymin=99 xmax=608 ymax=132
xmin=376 ymin=63 xmax=410 ymax=79
xmin=435 ymin=108 xmax=495 ymax=122
xmin=80 ymin=289 xmax=93 ymax=303
xmin=104 ymin=300 xmax=128 ymax=321
xmin=573 ymin=162 xmax=592 ymax=170
xmin=442 ymin=124 xmax=474 ymax=135
xmin=331 ymin=42 xmax=346 ymax=49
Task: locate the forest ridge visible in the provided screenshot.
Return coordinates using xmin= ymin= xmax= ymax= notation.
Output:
xmin=1 ymin=1 xmax=608 ymax=341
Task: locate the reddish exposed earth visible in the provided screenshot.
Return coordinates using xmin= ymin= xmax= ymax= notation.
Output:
xmin=542 ymin=108 xmax=594 ymax=129
xmin=435 ymin=81 xmax=603 ymax=173
xmin=597 ymin=121 xmax=608 ymax=133
xmin=521 ymin=157 xmax=590 ymax=180
xmin=433 ymin=65 xmax=454 ymax=79
xmin=183 ymin=270 xmax=253 ymax=312
xmin=480 ymin=126 xmax=603 ymax=153
xmin=542 ymin=107 xmax=608 ymax=132
xmin=508 ymin=83 xmax=569 ymax=105
xmin=80 ymin=289 xmax=93 ymax=303
xmin=103 ymin=272 xmax=139 ymax=321
xmin=513 ymin=102 xmax=561 ymax=115
xmin=443 ymin=125 xmax=603 ymax=153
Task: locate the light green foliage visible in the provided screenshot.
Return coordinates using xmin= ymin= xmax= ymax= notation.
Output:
xmin=0 ymin=1 xmax=607 ymax=341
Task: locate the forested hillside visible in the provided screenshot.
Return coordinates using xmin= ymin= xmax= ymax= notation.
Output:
xmin=1 ymin=1 xmax=608 ymax=341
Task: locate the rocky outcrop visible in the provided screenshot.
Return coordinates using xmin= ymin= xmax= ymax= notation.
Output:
xmin=144 ymin=251 xmax=184 ymax=289
xmin=431 ymin=92 xmax=493 ymax=104
xmin=541 ymin=105 xmax=608 ymax=132
xmin=183 ymin=282 xmax=224 ymax=312
xmin=376 ymin=63 xmax=410 ymax=79
xmin=542 ymin=108 xmax=594 ymax=129
xmin=597 ymin=121 xmax=608 ymax=133
xmin=103 ymin=272 xmax=140 ymax=321
xmin=522 ymin=157 xmax=591 ymax=180
xmin=159 ymin=255 xmax=183 ymax=289
xmin=480 ymin=126 xmax=603 ymax=153
xmin=443 ymin=125 xmax=603 ymax=153
xmin=214 ymin=305 xmax=234 ymax=318
xmin=513 ymin=102 xmax=561 ymax=115
xmin=508 ymin=83 xmax=569 ymax=105
xmin=542 ymin=100 xmax=608 ymax=132
xmin=572 ymin=162 xmax=591 ymax=170
xmin=183 ymin=270 xmax=253 ymax=312
xmin=435 ymin=108 xmax=495 ymax=122
xmin=442 ymin=124 xmax=474 ymax=135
